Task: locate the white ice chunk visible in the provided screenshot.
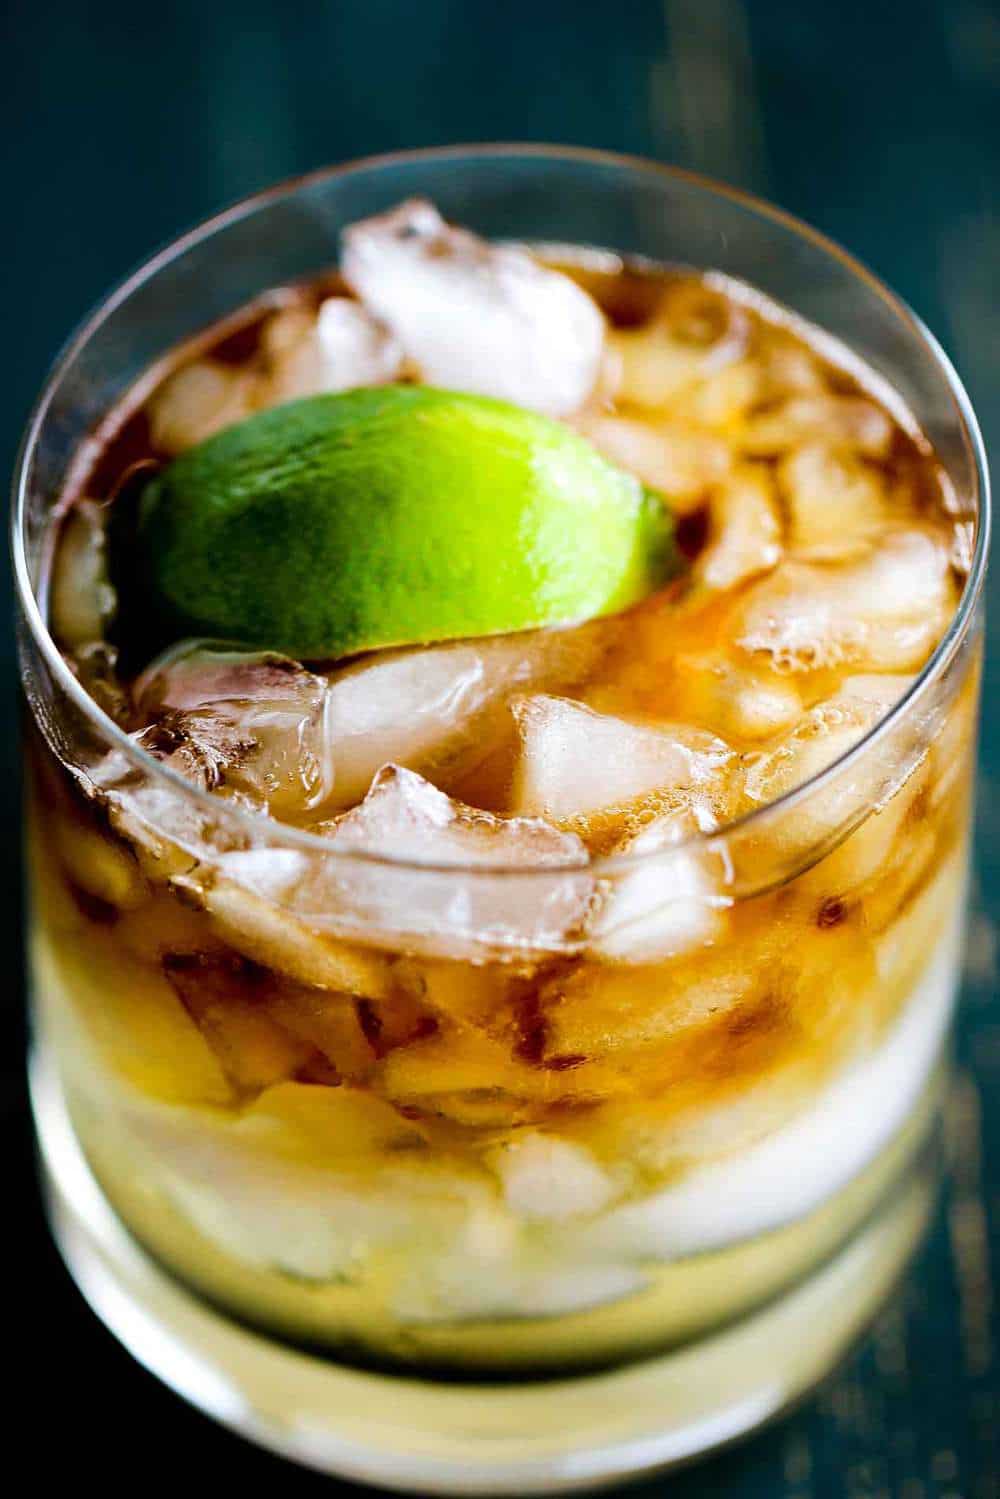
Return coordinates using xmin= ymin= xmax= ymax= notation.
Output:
xmin=734 ymin=528 xmax=955 ymax=673
xmin=341 ymin=199 xmax=605 ymax=416
xmin=215 ymin=766 xmax=595 ymax=960
xmin=316 ymin=297 xmax=405 ymax=385
xmin=588 ymin=808 xmax=728 ymax=963
xmin=511 ymin=695 xmax=733 ymax=821
xmin=322 ymin=624 xmax=613 ymax=809
xmin=488 ymin=1133 xmax=617 ymax=1221
xmin=261 ymin=299 xmax=404 ymax=404
xmin=133 ymin=640 xmax=332 ymax=817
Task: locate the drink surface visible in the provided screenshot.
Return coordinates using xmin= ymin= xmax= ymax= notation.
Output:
xmin=29 ymin=201 xmax=979 ymax=1371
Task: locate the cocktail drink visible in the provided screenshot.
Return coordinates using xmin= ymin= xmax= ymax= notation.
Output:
xmin=16 ymin=150 xmax=987 ymax=1488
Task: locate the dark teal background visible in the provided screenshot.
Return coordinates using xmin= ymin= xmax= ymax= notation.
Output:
xmin=5 ymin=2 xmax=1000 ymax=1493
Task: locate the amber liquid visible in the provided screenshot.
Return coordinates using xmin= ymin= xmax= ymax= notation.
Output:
xmin=30 ymin=252 xmax=978 ymax=1372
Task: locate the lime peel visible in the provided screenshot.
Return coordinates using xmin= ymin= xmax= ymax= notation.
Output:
xmin=133 ymin=386 xmax=681 ymax=661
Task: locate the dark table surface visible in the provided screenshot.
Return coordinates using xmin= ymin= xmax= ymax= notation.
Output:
xmin=5 ymin=2 xmax=1000 ymax=1494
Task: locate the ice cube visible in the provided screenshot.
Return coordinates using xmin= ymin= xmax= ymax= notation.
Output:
xmin=180 ymin=848 xmax=394 ymax=998
xmin=715 ymin=671 xmax=804 ymax=742
xmin=260 ymin=298 xmax=404 ymax=404
xmin=133 ymin=640 xmax=332 ymax=818
xmin=511 ymin=695 xmax=733 ymax=823
xmin=50 ymin=500 xmax=117 ymax=649
xmin=378 ymin=1020 xmax=558 ymax=1125
xmin=588 ymin=808 xmax=729 ymax=963
xmin=214 ymin=766 xmax=595 ymax=961
xmin=742 ymin=676 xmax=913 ymax=809
xmin=734 ymin=527 xmax=956 ymax=673
xmin=256 ymin=305 xmax=320 ymax=403
xmin=162 ymin=950 xmax=317 ymax=1092
xmin=258 ymin=303 xmax=314 ymax=361
xmin=607 ymin=282 xmax=750 ymax=408
xmin=661 ymin=653 xmax=804 ymax=744
xmin=738 ymin=674 xmax=921 ymax=881
xmin=778 ymin=442 xmax=889 ymax=558
xmin=88 ymin=753 xmax=224 ymax=880
xmin=487 ymin=1133 xmax=617 ymax=1221
xmin=535 ymin=933 xmax=753 ymax=1073
xmin=341 ymin=199 xmax=605 ymax=416
xmin=666 ymin=358 xmax=761 ymax=429
xmin=795 ymin=674 xmax=935 ymax=897
xmin=321 ymin=622 xmax=615 ymax=810
xmin=695 ymin=464 xmax=782 ymax=591
xmin=741 ymin=394 xmax=893 ymax=459
xmin=830 ymin=673 xmax=915 ymax=710
xmin=393 ymin=1250 xmax=646 ymax=1324
xmin=150 ymin=1119 xmax=491 ymax=1283
xmin=50 ymin=806 xmax=149 ymax=913
xmin=758 ymin=340 xmax=827 ymax=400
xmin=147 ymin=359 xmax=258 ymax=455
xmin=574 ymin=412 xmax=731 ymax=513
xmin=329 ymin=763 xmax=588 ymax=867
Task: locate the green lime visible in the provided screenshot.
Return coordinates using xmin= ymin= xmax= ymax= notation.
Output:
xmin=132 ymin=386 xmax=678 ymax=661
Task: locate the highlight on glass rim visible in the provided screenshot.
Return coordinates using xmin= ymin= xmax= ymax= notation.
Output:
xmin=15 ymin=147 xmax=988 ymax=1491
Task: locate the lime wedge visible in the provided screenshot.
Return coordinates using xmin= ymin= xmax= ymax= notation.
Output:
xmin=132 ymin=387 xmax=678 ymax=660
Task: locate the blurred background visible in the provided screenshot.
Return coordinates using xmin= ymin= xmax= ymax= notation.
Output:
xmin=5 ymin=1 xmax=999 ymax=1493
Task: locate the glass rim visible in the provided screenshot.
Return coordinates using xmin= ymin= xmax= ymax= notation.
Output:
xmin=11 ymin=142 xmax=992 ymax=877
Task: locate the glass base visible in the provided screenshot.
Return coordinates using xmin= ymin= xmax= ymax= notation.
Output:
xmin=33 ymin=1049 xmax=937 ymax=1495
